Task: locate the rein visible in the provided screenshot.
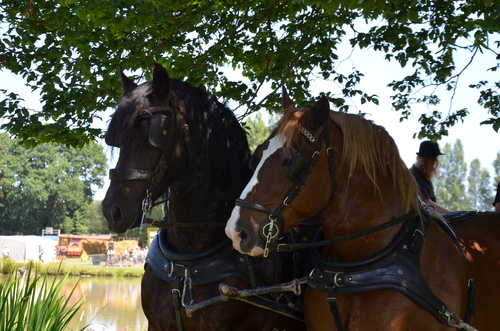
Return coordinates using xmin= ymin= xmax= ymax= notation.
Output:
xmin=271 ymin=211 xmax=416 ymax=253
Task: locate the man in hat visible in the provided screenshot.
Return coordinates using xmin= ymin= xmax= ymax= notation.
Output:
xmin=409 ymin=141 xmax=452 ymax=214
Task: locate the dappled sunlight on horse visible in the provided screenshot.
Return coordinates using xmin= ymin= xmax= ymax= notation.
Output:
xmin=226 ymin=87 xmax=500 ymax=330
xmin=102 ymin=64 xmax=307 ymax=330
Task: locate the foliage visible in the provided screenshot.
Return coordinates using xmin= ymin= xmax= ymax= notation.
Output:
xmin=243 ymin=112 xmax=280 ymax=153
xmin=85 ymin=201 xmax=109 ymax=235
xmin=435 ymin=140 xmax=469 ymax=210
xmin=434 ymin=139 xmax=498 ymax=211
xmin=1 ymin=0 xmax=499 ymax=146
xmin=0 ymin=258 xmax=20 ymax=275
xmin=0 ymin=264 xmax=87 ymax=331
xmin=467 ymin=158 xmax=492 ymax=211
xmin=0 ymin=133 xmax=107 ymax=235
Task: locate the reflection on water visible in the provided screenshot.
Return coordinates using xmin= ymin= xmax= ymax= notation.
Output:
xmin=65 ymin=276 xmax=148 ymax=331
xmin=0 ymin=275 xmax=148 ymax=331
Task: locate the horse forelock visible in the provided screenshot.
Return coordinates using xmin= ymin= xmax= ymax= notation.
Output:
xmin=276 ymin=107 xmax=309 ymax=156
xmin=108 ymin=82 xmax=154 ymax=147
xmin=330 ymin=111 xmax=420 ymax=213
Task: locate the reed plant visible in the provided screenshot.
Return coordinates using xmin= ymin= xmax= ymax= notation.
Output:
xmin=0 ymin=263 xmax=87 ymax=331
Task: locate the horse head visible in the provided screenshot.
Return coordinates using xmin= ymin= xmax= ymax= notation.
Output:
xmin=226 ymin=88 xmax=333 ymax=256
xmin=102 ymin=63 xmax=190 ymax=233
xmin=226 ymin=87 xmax=420 ymax=258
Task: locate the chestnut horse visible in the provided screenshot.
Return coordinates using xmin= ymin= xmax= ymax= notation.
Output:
xmin=226 ymin=89 xmax=500 ymax=330
xmin=102 ymin=64 xmax=306 ymax=330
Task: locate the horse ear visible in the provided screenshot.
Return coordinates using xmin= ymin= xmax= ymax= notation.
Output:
xmin=307 ymin=95 xmax=330 ymax=131
xmin=153 ymin=62 xmax=170 ymax=101
xmin=120 ymin=68 xmax=137 ymax=93
xmin=282 ymin=86 xmax=295 ymax=112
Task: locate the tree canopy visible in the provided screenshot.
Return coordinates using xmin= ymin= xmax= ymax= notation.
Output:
xmin=1 ymin=0 xmax=499 ymax=147
xmin=0 ymin=133 xmax=107 ymax=235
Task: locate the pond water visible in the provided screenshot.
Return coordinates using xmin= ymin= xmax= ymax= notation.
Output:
xmin=1 ymin=274 xmax=148 ymax=331
xmin=65 ymin=276 xmax=148 ymax=331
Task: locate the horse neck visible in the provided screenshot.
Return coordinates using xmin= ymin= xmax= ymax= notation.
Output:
xmin=162 ymin=179 xmax=227 ymax=253
xmin=164 ymin=88 xmax=251 ymax=253
xmin=319 ymin=175 xmax=409 ymax=262
xmin=166 ymin=157 xmax=251 ymax=254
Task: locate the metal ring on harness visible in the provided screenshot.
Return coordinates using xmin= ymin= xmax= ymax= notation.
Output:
xmin=333 ymin=273 xmax=344 ymax=288
xmin=262 ymin=216 xmax=280 ymax=257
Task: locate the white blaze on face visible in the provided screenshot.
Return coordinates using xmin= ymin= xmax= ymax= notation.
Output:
xmin=225 ymin=136 xmax=285 ymax=253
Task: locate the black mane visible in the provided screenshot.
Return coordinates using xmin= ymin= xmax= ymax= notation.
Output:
xmin=107 ymin=78 xmax=252 ymax=201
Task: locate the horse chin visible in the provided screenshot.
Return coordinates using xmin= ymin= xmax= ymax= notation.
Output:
xmin=231 ymin=242 xmax=264 ymax=257
xmin=248 ymin=245 xmax=265 ymax=257
xmin=107 ymin=213 xmax=141 ymax=234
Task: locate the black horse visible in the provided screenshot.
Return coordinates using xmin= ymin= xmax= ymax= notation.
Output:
xmin=102 ymin=63 xmax=306 ymax=331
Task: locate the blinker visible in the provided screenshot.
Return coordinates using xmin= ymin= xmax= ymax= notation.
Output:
xmin=287 ymin=152 xmax=310 ymax=184
xmin=148 ymin=112 xmax=174 ymax=150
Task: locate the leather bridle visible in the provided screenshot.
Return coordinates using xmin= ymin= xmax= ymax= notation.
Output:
xmin=235 ymin=122 xmax=336 ymax=257
xmin=108 ymin=92 xmax=192 ymax=229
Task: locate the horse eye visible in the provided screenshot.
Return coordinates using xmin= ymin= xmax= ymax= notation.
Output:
xmin=282 ymin=159 xmax=292 ymax=167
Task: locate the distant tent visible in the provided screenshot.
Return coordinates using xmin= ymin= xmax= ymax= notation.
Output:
xmin=0 ymin=236 xmax=58 ymax=262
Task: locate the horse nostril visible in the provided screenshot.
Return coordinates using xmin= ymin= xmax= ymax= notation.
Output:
xmin=239 ymin=231 xmax=247 ymax=240
xmin=114 ymin=207 xmax=122 ymax=222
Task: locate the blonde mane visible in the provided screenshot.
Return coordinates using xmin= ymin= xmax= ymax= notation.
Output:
xmin=276 ymin=107 xmax=420 ymax=213
xmin=331 ymin=111 xmax=420 ymax=214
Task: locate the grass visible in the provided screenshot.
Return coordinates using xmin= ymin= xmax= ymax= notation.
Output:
xmin=0 ymin=263 xmax=88 ymax=331
xmin=1 ymin=258 xmax=144 ymax=278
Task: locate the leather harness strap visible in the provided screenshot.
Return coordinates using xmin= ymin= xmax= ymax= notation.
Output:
xmin=326 ymin=285 xmax=344 ymax=331
xmin=172 ymin=277 xmax=184 ymax=331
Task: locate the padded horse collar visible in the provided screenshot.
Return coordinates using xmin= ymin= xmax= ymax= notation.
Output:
xmin=146 ymin=228 xmax=281 ymax=330
xmin=146 ymin=229 xmax=271 ymax=287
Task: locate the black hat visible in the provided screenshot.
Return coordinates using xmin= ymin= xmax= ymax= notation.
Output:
xmin=417 ymin=141 xmax=444 ymax=157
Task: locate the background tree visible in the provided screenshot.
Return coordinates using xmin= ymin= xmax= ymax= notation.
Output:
xmin=0 ymin=133 xmax=107 ymax=235
xmin=244 ymin=112 xmax=280 ymax=152
xmin=85 ymin=201 xmax=109 ymax=235
xmin=1 ymin=0 xmax=499 ymax=147
xmin=467 ymin=158 xmax=492 ymax=211
xmin=494 ymin=151 xmax=500 ymax=184
xmin=433 ymin=140 xmax=498 ymax=211
xmin=434 ymin=140 xmax=469 ymax=210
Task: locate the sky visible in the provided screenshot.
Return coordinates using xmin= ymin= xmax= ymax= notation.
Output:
xmin=331 ymin=43 xmax=500 ymax=172
xmin=1 ymin=33 xmax=499 ymax=202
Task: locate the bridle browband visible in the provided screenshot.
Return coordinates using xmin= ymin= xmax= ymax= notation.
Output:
xmin=236 ymin=121 xmax=336 ymax=257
